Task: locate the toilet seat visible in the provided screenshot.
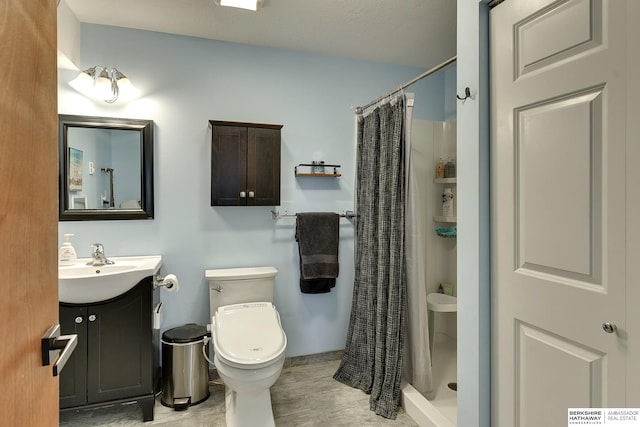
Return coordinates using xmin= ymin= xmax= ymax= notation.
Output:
xmin=213 ymin=302 xmax=287 ymax=370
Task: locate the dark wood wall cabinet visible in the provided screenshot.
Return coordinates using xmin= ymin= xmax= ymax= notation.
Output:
xmin=210 ymin=120 xmax=282 ymax=206
xmin=59 ymin=278 xmax=160 ymax=422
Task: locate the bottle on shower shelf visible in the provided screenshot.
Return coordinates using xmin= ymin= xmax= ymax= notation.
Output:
xmin=445 ymin=158 xmax=456 ymax=178
xmin=435 ymin=158 xmax=445 ymax=178
xmin=442 ymin=187 xmax=454 ymax=217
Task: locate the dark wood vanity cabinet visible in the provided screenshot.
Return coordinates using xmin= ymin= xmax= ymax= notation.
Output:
xmin=210 ymin=121 xmax=282 ymax=206
xmin=59 ymin=278 xmax=159 ymax=421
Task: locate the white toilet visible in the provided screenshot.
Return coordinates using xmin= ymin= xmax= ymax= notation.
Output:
xmin=206 ymin=266 xmax=287 ymax=427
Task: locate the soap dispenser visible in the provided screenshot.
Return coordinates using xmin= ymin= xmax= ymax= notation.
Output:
xmin=59 ymin=234 xmax=77 ymax=266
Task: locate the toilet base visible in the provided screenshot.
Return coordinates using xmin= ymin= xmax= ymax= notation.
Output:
xmin=225 ymin=385 xmax=275 ymax=427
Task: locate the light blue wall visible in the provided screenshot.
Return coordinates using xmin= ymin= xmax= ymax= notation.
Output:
xmin=111 ymin=130 xmax=141 ymax=207
xmin=58 ymin=24 xmax=454 ymax=357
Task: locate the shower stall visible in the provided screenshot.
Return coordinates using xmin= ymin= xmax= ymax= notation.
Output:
xmin=404 ymin=117 xmax=458 ymax=427
xmin=336 ymin=57 xmax=459 ymax=425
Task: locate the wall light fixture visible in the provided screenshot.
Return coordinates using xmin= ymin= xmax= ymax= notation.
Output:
xmin=69 ymin=66 xmax=138 ymax=103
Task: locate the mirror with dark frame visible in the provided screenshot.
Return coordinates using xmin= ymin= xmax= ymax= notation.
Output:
xmin=58 ymin=115 xmax=154 ymax=220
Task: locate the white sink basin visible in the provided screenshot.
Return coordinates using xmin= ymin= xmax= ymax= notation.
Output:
xmin=59 ymin=255 xmax=163 ymax=304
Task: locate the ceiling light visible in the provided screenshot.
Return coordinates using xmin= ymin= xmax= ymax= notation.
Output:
xmin=215 ymin=0 xmax=263 ymax=11
xmin=68 ymin=66 xmax=138 ymax=104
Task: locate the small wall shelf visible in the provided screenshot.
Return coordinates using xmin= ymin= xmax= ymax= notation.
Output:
xmin=433 ymin=215 xmax=457 ymax=223
xmin=295 ymin=163 xmax=341 ymax=177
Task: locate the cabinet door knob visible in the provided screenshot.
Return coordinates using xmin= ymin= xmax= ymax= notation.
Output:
xmin=88 ymin=314 xmax=97 ymax=322
xmin=75 ymin=316 xmax=83 ymax=324
xmin=248 ymin=191 xmax=255 ymax=198
xmin=602 ymin=322 xmax=617 ymax=334
xmin=239 ymin=191 xmax=246 ymax=198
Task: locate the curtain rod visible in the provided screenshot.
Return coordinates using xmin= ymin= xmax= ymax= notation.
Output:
xmin=355 ymin=56 xmax=457 ymax=115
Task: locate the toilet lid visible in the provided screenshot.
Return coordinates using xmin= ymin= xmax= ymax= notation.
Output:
xmin=213 ymin=302 xmax=287 ymax=367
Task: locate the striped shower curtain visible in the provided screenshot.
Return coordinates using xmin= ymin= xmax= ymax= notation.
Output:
xmin=333 ymin=96 xmax=406 ymax=419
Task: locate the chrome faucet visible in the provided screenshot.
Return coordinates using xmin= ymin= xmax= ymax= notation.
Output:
xmin=88 ymin=243 xmax=114 ymax=266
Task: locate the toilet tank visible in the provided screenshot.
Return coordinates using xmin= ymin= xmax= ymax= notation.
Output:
xmin=206 ymin=266 xmax=278 ymax=317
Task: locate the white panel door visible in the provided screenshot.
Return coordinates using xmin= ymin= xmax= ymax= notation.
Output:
xmin=490 ymin=0 xmax=635 ymax=425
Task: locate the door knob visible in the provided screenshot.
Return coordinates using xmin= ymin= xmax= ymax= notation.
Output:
xmin=88 ymin=314 xmax=97 ymax=322
xmin=248 ymin=191 xmax=255 ymax=198
xmin=75 ymin=316 xmax=83 ymax=324
xmin=602 ymin=322 xmax=617 ymax=334
xmin=239 ymin=191 xmax=246 ymax=198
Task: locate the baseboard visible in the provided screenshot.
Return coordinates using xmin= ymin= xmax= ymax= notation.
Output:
xmin=283 ymin=349 xmax=344 ymax=369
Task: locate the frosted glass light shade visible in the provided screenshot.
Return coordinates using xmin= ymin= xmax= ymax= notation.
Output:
xmin=116 ymin=76 xmax=139 ymax=101
xmin=68 ymin=69 xmax=95 ymax=92
xmin=94 ymin=69 xmax=115 ymax=101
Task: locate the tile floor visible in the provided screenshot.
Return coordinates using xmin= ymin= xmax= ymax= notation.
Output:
xmin=59 ymin=356 xmax=418 ymax=427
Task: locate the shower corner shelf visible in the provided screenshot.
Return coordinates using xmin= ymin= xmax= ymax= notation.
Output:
xmin=433 ymin=215 xmax=457 ymax=223
xmin=433 ymin=177 xmax=457 ymax=184
xmin=294 ymin=163 xmax=342 ymax=177
xmin=436 ymin=226 xmax=457 ymax=238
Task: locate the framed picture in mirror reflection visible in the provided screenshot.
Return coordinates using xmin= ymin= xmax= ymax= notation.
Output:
xmin=69 ymin=147 xmax=83 ymax=192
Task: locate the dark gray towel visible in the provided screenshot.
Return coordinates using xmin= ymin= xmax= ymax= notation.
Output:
xmin=295 ymin=212 xmax=340 ymax=293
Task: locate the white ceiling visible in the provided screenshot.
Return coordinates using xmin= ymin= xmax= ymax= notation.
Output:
xmin=64 ymin=0 xmax=456 ymax=69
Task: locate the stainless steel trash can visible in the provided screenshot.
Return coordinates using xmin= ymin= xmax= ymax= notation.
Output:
xmin=161 ymin=324 xmax=210 ymax=410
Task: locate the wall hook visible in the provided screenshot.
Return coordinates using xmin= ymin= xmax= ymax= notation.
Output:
xmin=457 ymin=87 xmax=472 ymax=101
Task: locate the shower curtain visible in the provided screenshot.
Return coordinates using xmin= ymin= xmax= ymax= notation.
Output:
xmin=333 ymin=96 xmax=406 ymax=419
xmin=402 ymin=93 xmax=434 ymax=396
